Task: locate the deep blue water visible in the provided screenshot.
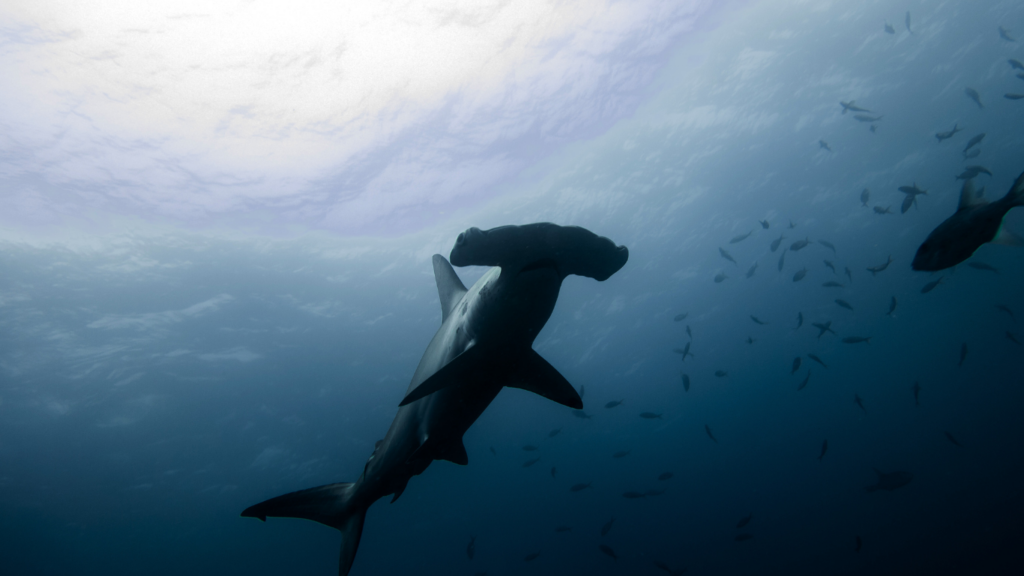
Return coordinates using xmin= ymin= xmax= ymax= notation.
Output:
xmin=3 ymin=1 xmax=1024 ymax=575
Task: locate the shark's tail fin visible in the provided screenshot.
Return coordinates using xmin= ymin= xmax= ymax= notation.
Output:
xmin=1004 ymin=168 xmax=1024 ymax=207
xmin=242 ymin=482 xmax=367 ymax=576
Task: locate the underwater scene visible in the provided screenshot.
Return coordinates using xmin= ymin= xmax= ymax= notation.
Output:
xmin=2 ymin=1 xmax=1024 ymax=574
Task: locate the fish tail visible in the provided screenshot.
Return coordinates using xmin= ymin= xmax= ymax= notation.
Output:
xmin=242 ymin=482 xmax=368 ymax=576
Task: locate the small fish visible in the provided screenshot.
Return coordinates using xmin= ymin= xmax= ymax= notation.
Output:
xmin=1007 ymin=332 xmax=1022 ymax=346
xmin=1010 ymin=58 xmax=1024 ymax=70
xmin=686 ymin=325 xmax=692 ymax=339
xmin=599 ymin=544 xmax=618 ymax=560
xmin=678 ymin=341 xmax=694 ymax=361
xmin=548 ymin=427 xmax=562 ymax=438
xmin=572 ymin=410 xmax=591 ymax=420
xmin=964 ymin=87 xmax=983 ymax=108
xmin=808 ymin=353 xmax=828 ymax=368
xmin=995 ymin=304 xmax=1014 ymax=320
xmin=819 ymin=240 xmax=836 ymax=253
xmin=522 ymin=445 xmax=538 ymax=451
xmin=824 ymin=260 xmax=836 ymax=274
xmin=705 ymin=424 xmax=718 ymax=443
xmin=639 ymin=412 xmax=662 ymax=419
xmin=905 ymin=11 xmax=911 ymax=33
xmin=921 ymin=277 xmax=943 ymax=293
xmin=817 ymin=439 xmax=828 ymax=461
xmin=759 ymin=219 xmax=770 ymax=229
xmin=605 ymin=399 xmax=624 ymax=409
xmin=886 ymin=296 xmax=897 ymax=317
xmin=856 ymin=536 xmax=863 ymax=553
xmin=790 ymin=238 xmax=811 ymax=251
xmin=729 ymin=230 xmax=754 ymax=244
xmin=884 ymin=21 xmax=895 ymax=34
xmin=845 ymin=266 xmax=853 ymax=283
xmin=714 ymin=370 xmax=727 ymax=378
xmin=835 ymin=299 xmax=853 ymax=311
xmin=778 ymin=251 xmax=786 ymax=272
xmin=569 ymin=482 xmax=592 ymax=492
xmin=612 ymin=450 xmax=631 ymax=458
xmin=681 ymin=372 xmax=691 ymax=392
xmin=854 ymin=394 xmax=866 ymax=413
xmin=737 ymin=513 xmax=753 ymax=528
xmin=843 ymin=336 xmax=871 ymax=344
xmin=719 ymin=247 xmax=737 ymax=265
xmin=967 ymin=262 xmax=998 ymax=273
xmin=735 ymin=533 xmax=754 ymax=542
xmin=819 ymin=140 xmax=832 ymax=152
xmin=622 ymin=491 xmax=646 ymax=499
xmin=873 ymin=205 xmax=892 ymax=215
xmin=913 ymin=171 xmax=1024 ymax=272
xmin=797 ymin=372 xmax=811 ymax=391
xmin=812 ymin=321 xmax=836 ymax=339
xmin=841 ymin=101 xmax=871 ymax=114
xmin=935 ymin=124 xmax=963 ymax=142
xmin=860 ymin=188 xmax=870 ymax=207
xmin=795 ymin=312 xmax=804 ymax=329
xmin=1006 ymin=93 xmax=1024 ymax=100
xmin=959 ymin=343 xmax=968 ymax=366
xmin=673 ymin=313 xmax=688 ymax=322
xmin=944 ymin=431 xmax=961 ymax=447
xmin=555 ymin=525 xmax=572 ymax=533
xmin=746 ymin=334 xmax=756 ymax=344
xmin=489 ymin=447 xmax=496 ymax=456
xmin=750 ymin=315 xmax=768 ymax=325
xmin=854 ymin=114 xmax=883 ymax=123
xmin=522 ymin=458 xmax=540 ymax=467
xmin=770 ymin=234 xmax=787 ymax=252
xmin=550 ymin=466 xmax=557 ymax=478
xmin=658 ymin=472 xmax=674 ymax=481
xmin=524 ymin=552 xmax=540 ymax=562
xmin=793 ymin=268 xmax=808 ymax=282
xmin=900 ymin=194 xmax=916 ymax=215
xmin=1000 ymin=28 xmax=1016 ymax=42
xmin=866 ymin=255 xmax=893 ymax=275
xmin=957 ymin=166 xmax=992 ymax=180
xmin=467 ymin=536 xmax=475 ymax=559
xmin=601 ymin=518 xmax=615 ymax=537
xmin=746 ymin=262 xmax=758 ymax=278
xmin=822 ymin=281 xmax=844 ymax=288
xmin=714 ymin=272 xmax=728 ymax=283
xmin=912 ymin=381 xmax=921 ymax=406
xmin=791 ymin=357 xmax=802 ymax=374
xmin=963 ymin=133 xmax=985 ymax=154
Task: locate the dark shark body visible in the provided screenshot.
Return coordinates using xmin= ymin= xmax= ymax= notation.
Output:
xmin=241 ymin=223 xmax=628 ymax=575
xmin=912 ymin=171 xmax=1024 ymax=271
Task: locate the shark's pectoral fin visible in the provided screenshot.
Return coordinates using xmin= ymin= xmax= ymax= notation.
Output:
xmin=506 ymin=350 xmax=583 ymax=409
xmin=399 ymin=342 xmax=481 ymax=406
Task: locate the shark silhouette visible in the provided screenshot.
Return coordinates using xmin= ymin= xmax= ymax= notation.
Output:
xmin=241 ymin=223 xmax=628 ymax=575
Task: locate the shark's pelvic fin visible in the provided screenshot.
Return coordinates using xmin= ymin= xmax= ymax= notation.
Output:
xmin=506 ymin=350 xmax=584 ymax=409
xmin=432 ymin=254 xmax=468 ymax=323
xmin=241 ymin=482 xmax=368 ymax=576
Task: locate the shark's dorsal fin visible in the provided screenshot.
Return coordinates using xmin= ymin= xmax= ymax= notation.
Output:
xmin=958 ymin=180 xmax=987 ymax=211
xmin=505 ymin=350 xmax=584 ymax=409
xmin=432 ymin=255 xmax=468 ymax=324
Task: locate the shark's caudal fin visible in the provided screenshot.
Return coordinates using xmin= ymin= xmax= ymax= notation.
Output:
xmin=432 ymin=254 xmax=468 ymax=323
xmin=400 ymin=346 xmax=582 ymax=409
xmin=449 ymin=223 xmax=628 ymax=281
xmin=241 ymin=482 xmax=367 ymax=576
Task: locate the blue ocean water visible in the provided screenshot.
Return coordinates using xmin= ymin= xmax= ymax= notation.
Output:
xmin=3 ymin=1 xmax=1024 ymax=575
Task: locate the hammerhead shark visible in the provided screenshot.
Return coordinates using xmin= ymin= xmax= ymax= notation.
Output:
xmin=241 ymin=223 xmax=628 ymax=575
